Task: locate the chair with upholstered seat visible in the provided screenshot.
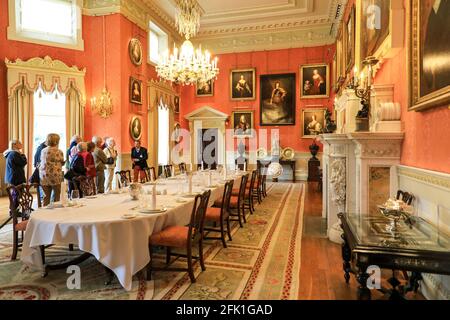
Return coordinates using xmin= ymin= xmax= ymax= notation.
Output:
xmin=164 ymin=165 xmax=173 ymax=177
xmin=179 ymin=163 xmax=187 ymax=174
xmin=115 ymin=170 xmax=132 ymax=188
xmin=396 ymin=190 xmax=415 ymax=205
xmin=232 ymin=170 xmax=257 ymax=214
xmin=6 ymin=183 xmax=42 ymax=261
xmin=147 ymin=190 xmax=211 ymax=283
xmin=145 ymin=167 xmax=156 ymax=182
xmin=215 ymin=174 xmax=249 ymax=228
xmin=204 ymin=180 xmax=234 ymax=248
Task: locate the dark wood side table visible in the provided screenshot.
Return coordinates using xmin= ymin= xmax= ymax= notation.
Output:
xmin=308 ymin=158 xmax=321 ymax=182
xmin=338 ymin=213 xmax=450 ymax=300
xmin=275 ymin=160 xmax=296 ymax=182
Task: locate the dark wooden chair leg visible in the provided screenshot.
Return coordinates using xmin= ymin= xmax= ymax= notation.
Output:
xmin=199 ymin=239 xmax=206 ymax=271
xmin=220 ymin=220 xmax=227 ymax=248
xmin=166 ymin=247 xmax=171 ymax=265
xmin=241 ymin=203 xmax=247 ymax=223
xmin=187 ymin=246 xmax=195 ymax=283
xmin=147 ymin=244 xmax=153 ymax=281
xmin=11 ymin=231 xmax=18 ymax=261
xmin=40 ymin=245 xmax=45 ymax=265
xmin=226 ymin=218 xmax=233 ymax=241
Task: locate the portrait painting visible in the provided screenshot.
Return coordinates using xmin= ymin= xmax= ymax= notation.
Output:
xmin=174 ymin=95 xmax=180 ymax=113
xmin=129 ymin=38 xmax=143 ymax=66
xmin=130 ymin=77 xmax=142 ymax=105
xmin=410 ymin=0 xmax=450 ymax=111
xmin=360 ymin=0 xmax=390 ymax=60
xmin=345 ymin=6 xmax=356 ymax=72
xmin=196 ymin=79 xmax=214 ymax=97
xmin=302 ymin=108 xmax=326 ymax=138
xmin=174 ymin=122 xmax=182 ymax=144
xmin=130 ymin=116 xmax=142 ymax=141
xmin=232 ymin=111 xmax=254 ymax=137
xmin=230 ymin=69 xmax=256 ymax=101
xmin=300 ymin=64 xmax=330 ymax=99
xmin=260 ymin=73 xmax=296 ymax=126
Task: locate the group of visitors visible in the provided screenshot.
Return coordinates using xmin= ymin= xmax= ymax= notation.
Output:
xmin=4 ymin=134 xmax=150 ymax=205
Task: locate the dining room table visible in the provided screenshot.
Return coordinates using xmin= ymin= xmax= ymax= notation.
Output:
xmin=20 ymin=170 xmax=245 ymax=291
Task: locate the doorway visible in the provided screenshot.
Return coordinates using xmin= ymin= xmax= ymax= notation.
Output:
xmin=197 ymin=128 xmax=218 ymax=170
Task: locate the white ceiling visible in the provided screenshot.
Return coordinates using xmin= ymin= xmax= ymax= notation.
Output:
xmin=153 ymin=0 xmax=346 ymax=53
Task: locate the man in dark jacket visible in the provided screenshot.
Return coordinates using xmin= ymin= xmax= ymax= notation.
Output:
xmin=4 ymin=140 xmax=27 ymax=186
xmin=131 ymin=140 xmax=148 ymax=182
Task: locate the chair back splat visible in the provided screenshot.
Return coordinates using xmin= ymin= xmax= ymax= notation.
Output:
xmin=189 ymin=190 xmax=211 ymax=242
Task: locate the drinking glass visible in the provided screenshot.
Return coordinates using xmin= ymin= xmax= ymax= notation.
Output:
xmin=71 ymin=190 xmax=80 ymax=204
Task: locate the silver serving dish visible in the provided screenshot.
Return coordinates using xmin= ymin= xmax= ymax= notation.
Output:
xmin=377 ymin=205 xmax=412 ymax=231
xmin=128 ymin=183 xmax=143 ymax=200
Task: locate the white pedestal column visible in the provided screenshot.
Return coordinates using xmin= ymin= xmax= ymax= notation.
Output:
xmin=319 ymin=134 xmax=355 ymax=244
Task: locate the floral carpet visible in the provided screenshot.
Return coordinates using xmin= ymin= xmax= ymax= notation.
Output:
xmin=0 ymin=183 xmax=304 ymax=300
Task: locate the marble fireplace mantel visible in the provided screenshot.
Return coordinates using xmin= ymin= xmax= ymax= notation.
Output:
xmin=320 ymin=132 xmax=404 ymax=244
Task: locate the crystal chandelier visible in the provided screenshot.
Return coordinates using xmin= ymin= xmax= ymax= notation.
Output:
xmin=156 ymin=0 xmax=219 ymax=86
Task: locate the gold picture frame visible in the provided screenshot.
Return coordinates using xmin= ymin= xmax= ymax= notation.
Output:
xmin=300 ymin=63 xmax=330 ymax=99
xmin=231 ymin=111 xmax=254 ymax=138
xmin=302 ymin=108 xmax=326 ymax=138
xmin=130 ymin=116 xmax=142 ymax=141
xmin=129 ymin=38 xmax=143 ymax=66
xmin=195 ymin=79 xmax=214 ymax=97
xmin=409 ymin=0 xmax=450 ymax=111
xmin=230 ymin=68 xmax=256 ymax=101
xmin=130 ymin=77 xmax=143 ymax=105
xmin=344 ymin=5 xmax=356 ymax=73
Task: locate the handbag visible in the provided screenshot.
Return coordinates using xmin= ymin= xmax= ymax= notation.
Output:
xmin=106 ymin=157 xmax=115 ymax=165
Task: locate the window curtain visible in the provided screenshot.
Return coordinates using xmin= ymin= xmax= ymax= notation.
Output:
xmin=66 ymin=83 xmax=84 ymax=140
xmin=7 ymin=79 xmax=34 ymax=178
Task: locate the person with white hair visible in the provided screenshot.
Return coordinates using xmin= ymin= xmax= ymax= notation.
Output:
xmin=66 ymin=135 xmax=82 ymax=169
xmin=92 ymin=136 xmax=108 ymax=194
xmin=3 ymin=140 xmax=27 ymax=187
xmin=103 ymin=137 xmax=118 ymax=193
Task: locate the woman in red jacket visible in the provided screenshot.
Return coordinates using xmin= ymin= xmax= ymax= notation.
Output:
xmin=81 ymin=142 xmax=97 ymax=178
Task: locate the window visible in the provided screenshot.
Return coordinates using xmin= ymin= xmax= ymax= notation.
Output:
xmin=8 ymin=0 xmax=84 ymax=50
xmin=157 ymin=104 xmax=170 ymax=166
xmin=33 ymin=86 xmax=67 ymax=159
xmin=149 ymin=21 xmax=168 ymax=64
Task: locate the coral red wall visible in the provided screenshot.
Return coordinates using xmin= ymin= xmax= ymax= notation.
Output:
xmin=179 ymin=46 xmax=336 ymax=153
xmin=372 ymin=0 xmax=450 ymax=174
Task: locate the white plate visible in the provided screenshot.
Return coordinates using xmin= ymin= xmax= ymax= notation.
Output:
xmin=138 ymin=207 xmax=167 ymax=214
xmin=121 ymin=213 xmax=137 ymax=219
xmin=181 ymin=193 xmax=198 ymax=198
xmin=176 ymin=198 xmax=188 ymax=203
xmin=85 ymin=196 xmax=97 ymax=199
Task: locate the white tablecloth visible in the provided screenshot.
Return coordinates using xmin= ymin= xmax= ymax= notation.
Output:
xmin=21 ymin=172 xmax=244 ymax=291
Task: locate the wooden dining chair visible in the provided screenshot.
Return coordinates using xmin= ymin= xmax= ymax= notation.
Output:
xmin=145 ymin=167 xmax=156 ymax=182
xmin=72 ymin=176 xmax=96 ymax=198
xmin=179 ymin=162 xmax=187 ymax=174
xmin=396 ymin=190 xmax=415 ymax=205
xmin=115 ymin=170 xmax=132 ymax=187
xmin=204 ymin=180 xmax=234 ymax=248
xmin=231 ymin=170 xmax=256 ymax=214
xmin=6 ymin=183 xmax=42 ymax=261
xmin=163 ymin=165 xmax=174 ymax=177
xmin=215 ymin=174 xmax=249 ymax=228
xmin=259 ymin=162 xmax=270 ymax=198
xmin=251 ymin=171 xmax=263 ymax=205
xmin=147 ymin=190 xmax=211 ymax=283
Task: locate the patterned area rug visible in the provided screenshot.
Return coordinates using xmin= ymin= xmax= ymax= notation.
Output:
xmin=0 ymin=183 xmax=304 ymax=300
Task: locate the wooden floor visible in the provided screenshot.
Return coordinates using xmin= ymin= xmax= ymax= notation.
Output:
xmin=298 ymin=182 xmax=424 ymax=300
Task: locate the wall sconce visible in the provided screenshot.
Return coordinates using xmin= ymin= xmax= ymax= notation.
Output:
xmin=91 ymin=87 xmax=113 ymax=119
xmin=347 ymin=56 xmax=379 ymax=132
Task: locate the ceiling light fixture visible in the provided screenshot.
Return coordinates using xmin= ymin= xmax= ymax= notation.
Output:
xmin=156 ymin=0 xmax=219 ymax=86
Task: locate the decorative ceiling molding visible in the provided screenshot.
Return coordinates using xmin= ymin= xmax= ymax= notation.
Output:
xmin=83 ymin=0 xmax=181 ymax=41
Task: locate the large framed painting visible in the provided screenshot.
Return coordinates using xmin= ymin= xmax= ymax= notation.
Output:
xmin=174 ymin=95 xmax=180 ymax=113
xmin=230 ymin=68 xmax=256 ymax=101
xmin=300 ymin=64 xmax=330 ymax=99
xmin=345 ymin=5 xmax=356 ymax=73
xmin=302 ymin=108 xmax=326 ymax=138
xmin=232 ymin=111 xmax=254 ymax=137
xmin=130 ymin=77 xmax=143 ymax=105
xmin=130 ymin=116 xmax=142 ymax=141
xmin=129 ymin=38 xmax=143 ymax=66
xmin=360 ymin=0 xmax=391 ymax=61
xmin=196 ymin=79 xmax=214 ymax=97
xmin=260 ymin=73 xmax=296 ymax=126
xmin=409 ymin=0 xmax=450 ymax=111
